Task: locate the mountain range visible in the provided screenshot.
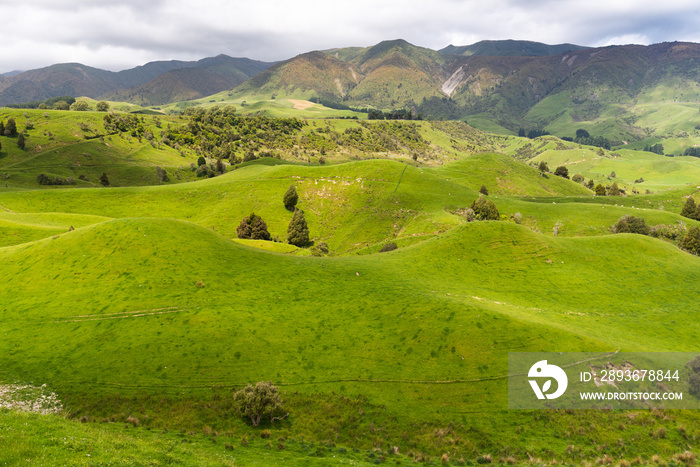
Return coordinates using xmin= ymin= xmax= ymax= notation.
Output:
xmin=3 ymin=39 xmax=700 ymax=144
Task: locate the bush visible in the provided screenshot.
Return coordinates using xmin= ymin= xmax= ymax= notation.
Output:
xmin=595 ymin=184 xmax=606 ymax=196
xmin=195 ymin=164 xmax=215 ymax=177
xmin=554 ymin=166 xmax=569 ymax=178
xmin=607 ymin=182 xmax=620 ymax=196
xmin=16 ymin=133 xmax=25 ymax=150
xmin=36 ymin=174 xmax=75 ymax=186
xmin=287 ymin=209 xmax=310 ymax=247
xmin=572 ymin=174 xmax=584 ymax=183
xmin=96 ymin=101 xmax=109 ymax=112
xmin=4 ymin=118 xmax=17 ymax=136
xmin=379 ymin=242 xmax=398 ymax=252
xmin=310 ymin=241 xmax=329 ymax=256
xmin=538 ymin=161 xmax=549 ymax=173
xmin=70 ymin=100 xmax=89 ymax=111
xmin=479 ymin=185 xmax=489 ymax=195
xmin=469 ymin=197 xmax=499 ymax=220
xmin=233 ymin=381 xmax=285 ymax=427
xmin=100 ymin=173 xmax=110 ymax=187
xmin=283 ymin=185 xmax=298 ymax=211
xmin=612 ymin=215 xmax=650 ymax=235
xmin=237 ymin=213 xmax=272 ymax=240
xmin=681 ymin=226 xmax=700 ymax=255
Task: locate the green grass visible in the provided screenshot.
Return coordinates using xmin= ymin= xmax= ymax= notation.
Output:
xmin=2 ymin=132 xmax=700 ymax=463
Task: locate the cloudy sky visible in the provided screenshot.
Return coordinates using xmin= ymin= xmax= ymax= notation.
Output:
xmin=2 ymin=0 xmax=699 ymax=73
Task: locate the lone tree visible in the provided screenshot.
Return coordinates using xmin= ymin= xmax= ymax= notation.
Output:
xmin=681 ymin=226 xmax=700 ymax=256
xmin=537 ymin=161 xmax=549 ymax=174
xmin=237 ymin=213 xmax=271 ymax=240
xmin=469 ymin=197 xmax=500 ymax=220
xmin=233 ymin=381 xmax=286 ymax=427
xmin=287 ymin=209 xmax=309 ymax=246
xmin=479 ymin=185 xmax=489 ymax=196
xmin=681 ymin=197 xmax=698 ymax=220
xmin=554 ymin=166 xmax=569 ymax=179
xmin=197 ymin=156 xmax=207 ymax=167
xmin=16 ymin=133 xmax=25 ymax=150
xmin=595 ymin=184 xmax=606 ymax=196
xmin=100 ymin=172 xmax=110 ymax=187
xmin=70 ymin=100 xmax=89 ymax=111
xmin=96 ymin=101 xmax=109 ymax=112
xmin=283 ymin=185 xmax=298 ymax=211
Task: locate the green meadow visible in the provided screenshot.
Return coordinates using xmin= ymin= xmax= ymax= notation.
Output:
xmin=1 ymin=108 xmax=700 ymax=465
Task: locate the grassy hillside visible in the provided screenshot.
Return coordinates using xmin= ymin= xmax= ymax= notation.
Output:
xmin=0 ymin=108 xmax=199 ymax=188
xmin=2 ymin=110 xmax=700 ymax=464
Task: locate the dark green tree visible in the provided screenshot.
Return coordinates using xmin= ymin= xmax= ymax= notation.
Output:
xmin=52 ymin=101 xmax=70 ymax=110
xmin=537 ymin=161 xmax=549 ymax=173
xmin=4 ymin=118 xmax=17 ymax=136
xmin=100 ymin=172 xmax=110 ymax=187
xmin=283 ymin=185 xmax=298 ymax=211
xmin=233 ymin=381 xmax=285 ymax=427
xmin=681 ymin=197 xmax=697 ymax=220
xmin=554 ymin=166 xmax=569 ymax=179
xmin=0 ymin=121 xmax=4 ymax=135
xmin=287 ymin=209 xmax=309 ymax=246
xmin=595 ymin=184 xmax=606 ymax=196
xmin=586 ymin=179 xmax=595 ymax=190
xmin=469 ymin=197 xmax=500 ymax=220
xmin=236 ymin=213 xmax=271 ymax=240
xmin=197 ymin=156 xmax=207 ymax=167
xmin=681 ymin=226 xmax=700 ymax=256
xmin=96 ymin=101 xmax=109 ymax=112
xmin=16 ymin=132 xmax=25 ymax=149
xmin=572 ymin=174 xmax=585 ymax=183
xmin=479 ymin=185 xmax=489 ymax=195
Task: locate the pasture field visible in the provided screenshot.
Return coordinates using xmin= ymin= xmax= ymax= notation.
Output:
xmin=1 ymin=110 xmax=700 ymax=465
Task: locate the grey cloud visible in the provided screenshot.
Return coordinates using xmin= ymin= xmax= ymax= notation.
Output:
xmin=2 ymin=0 xmax=700 ymax=73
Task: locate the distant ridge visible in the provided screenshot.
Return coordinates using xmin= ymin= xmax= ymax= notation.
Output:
xmin=440 ymin=39 xmax=589 ymax=57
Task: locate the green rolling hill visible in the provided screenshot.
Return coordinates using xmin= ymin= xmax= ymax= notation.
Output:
xmin=1 ymin=148 xmax=700 ymax=464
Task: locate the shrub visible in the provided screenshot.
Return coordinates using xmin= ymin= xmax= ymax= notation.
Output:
xmin=554 ymin=166 xmax=569 ymax=178
xmin=586 ymin=179 xmax=595 ymax=189
xmin=538 ymin=161 xmax=549 ymax=173
xmin=195 ymin=164 xmax=215 ymax=177
xmin=287 ymin=209 xmax=309 ymax=246
xmin=283 ymin=185 xmax=299 ymax=211
xmin=197 ymin=156 xmax=207 ymax=167
xmin=595 ymin=184 xmax=606 ymax=196
xmin=310 ymin=241 xmax=329 ymax=256
xmin=96 ymin=101 xmax=109 ymax=112
xmin=681 ymin=226 xmax=700 ymax=255
xmin=237 ymin=213 xmax=272 ymax=240
xmin=612 ymin=215 xmax=650 ymax=235
xmin=572 ymin=174 xmax=585 ymax=183
xmin=100 ymin=173 xmax=110 ymax=187
xmin=4 ymin=118 xmax=17 ymax=136
xmin=607 ymin=182 xmax=620 ymax=196
xmin=16 ymin=133 xmax=25 ymax=150
xmin=479 ymin=185 xmax=489 ymax=195
xmin=233 ymin=381 xmax=285 ymax=427
xmin=512 ymin=212 xmax=523 ymax=224
xmin=53 ymin=101 xmax=69 ymax=110
xmin=469 ymin=197 xmax=499 ymax=220
xmin=70 ymin=100 xmax=89 ymax=111
xmin=379 ymin=242 xmax=398 ymax=252
xmin=464 ymin=208 xmax=476 ymax=222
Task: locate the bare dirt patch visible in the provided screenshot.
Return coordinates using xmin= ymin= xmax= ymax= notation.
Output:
xmin=287 ymin=99 xmax=316 ymax=110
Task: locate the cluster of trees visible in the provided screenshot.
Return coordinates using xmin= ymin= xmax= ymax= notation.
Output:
xmin=518 ymin=128 xmax=549 ymax=139
xmin=568 ymin=129 xmax=612 ymax=150
xmin=36 ymin=174 xmax=75 ymax=186
xmin=684 ymin=147 xmax=700 ymax=158
xmin=367 ymin=109 xmax=421 ymax=120
xmin=5 ymin=96 xmax=76 ymax=110
xmin=0 ymin=118 xmax=27 ymax=150
xmin=103 ymin=113 xmax=146 ymax=137
xmin=610 ymin=214 xmax=700 ymax=256
xmin=644 ymin=143 xmax=665 ymax=155
xmin=236 ymin=185 xmax=311 ymax=248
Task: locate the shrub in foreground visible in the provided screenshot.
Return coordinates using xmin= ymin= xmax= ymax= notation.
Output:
xmin=469 ymin=197 xmax=499 ymax=220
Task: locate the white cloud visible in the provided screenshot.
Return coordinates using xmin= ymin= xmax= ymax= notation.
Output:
xmin=1 ymin=0 xmax=699 ymax=73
